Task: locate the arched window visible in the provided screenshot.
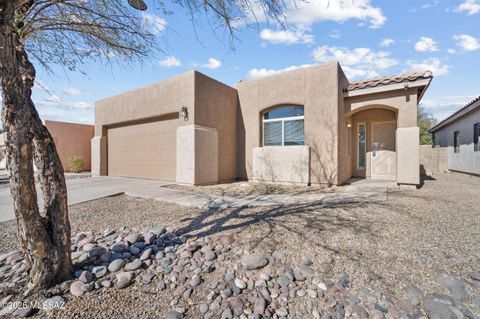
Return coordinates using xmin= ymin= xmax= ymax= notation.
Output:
xmin=262 ymin=105 xmax=304 ymax=146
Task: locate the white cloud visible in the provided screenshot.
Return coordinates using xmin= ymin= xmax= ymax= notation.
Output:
xmin=201 ymin=58 xmax=222 ymax=69
xmin=380 ymin=38 xmax=395 ymax=47
xmin=35 ymin=95 xmax=92 ymax=110
xmin=410 ymin=0 xmax=440 ymax=12
xmin=158 ymin=56 xmax=182 ymax=67
xmin=329 ymin=30 xmax=341 ymax=39
xmin=421 ymin=95 xmax=477 ymax=109
xmin=36 ymin=95 xmax=60 ymax=107
xmin=260 ymin=28 xmax=314 ymax=44
xmin=284 ymin=0 xmax=386 ymax=29
xmin=454 ymin=0 xmax=480 ymax=15
xmin=312 ymin=45 xmax=398 ymax=79
xmin=453 ymin=34 xmax=480 ymax=51
xmin=63 ymin=87 xmax=82 ymax=96
xmin=421 ymin=94 xmax=478 ymax=121
xmin=414 ymin=37 xmax=439 ymax=52
xmin=141 ymin=13 xmax=167 ymax=35
xmin=406 ymin=58 xmax=450 ymax=76
xmin=447 ymin=48 xmax=456 ymax=54
xmin=68 ymin=102 xmax=92 ymax=110
xmin=245 ymin=0 xmax=385 ymax=29
xmin=38 ymin=110 xmax=93 ymax=124
xmin=248 ymin=64 xmax=312 ymax=79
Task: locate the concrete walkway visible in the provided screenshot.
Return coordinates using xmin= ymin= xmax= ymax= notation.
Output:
xmin=126 ymin=178 xmax=397 ymax=209
xmin=0 ymin=176 xmax=173 ymax=222
xmin=0 ymin=176 xmax=395 ymax=223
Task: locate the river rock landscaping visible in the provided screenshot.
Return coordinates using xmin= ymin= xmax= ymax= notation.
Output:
xmin=0 ymin=226 xmax=479 ymax=319
xmin=0 ymin=173 xmax=479 ymax=318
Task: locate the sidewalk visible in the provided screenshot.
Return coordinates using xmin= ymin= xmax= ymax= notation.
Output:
xmin=125 ymin=179 xmax=396 ymax=209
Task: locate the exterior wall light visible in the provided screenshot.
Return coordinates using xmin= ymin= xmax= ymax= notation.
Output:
xmin=180 ymin=106 xmax=188 ymax=121
xmin=347 ymin=123 xmax=352 ymax=128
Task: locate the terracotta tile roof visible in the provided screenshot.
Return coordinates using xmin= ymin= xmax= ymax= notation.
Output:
xmin=348 ymin=71 xmax=433 ymax=91
xmin=429 ymin=95 xmax=480 ymax=132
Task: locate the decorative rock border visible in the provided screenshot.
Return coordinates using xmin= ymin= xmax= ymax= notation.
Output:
xmin=0 ymin=227 xmax=479 ymax=318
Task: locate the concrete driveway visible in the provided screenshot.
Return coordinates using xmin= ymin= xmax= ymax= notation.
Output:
xmin=0 ymin=176 xmax=173 ymax=222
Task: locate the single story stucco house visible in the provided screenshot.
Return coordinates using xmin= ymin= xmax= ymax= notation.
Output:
xmin=0 ymin=120 xmax=94 ymax=172
xmin=92 ymin=61 xmax=432 ymax=186
xmin=429 ymin=96 xmax=480 ymax=176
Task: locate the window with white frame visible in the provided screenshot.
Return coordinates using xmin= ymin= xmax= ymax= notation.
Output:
xmin=262 ymin=106 xmax=304 ymax=146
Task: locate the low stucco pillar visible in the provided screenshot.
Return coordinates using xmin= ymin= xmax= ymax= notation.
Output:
xmin=91 ymin=136 xmax=107 ymax=176
xmin=396 ymin=127 xmax=420 ymax=185
xmin=252 ymin=146 xmax=310 ymax=186
xmin=176 ymin=125 xmax=218 ymax=185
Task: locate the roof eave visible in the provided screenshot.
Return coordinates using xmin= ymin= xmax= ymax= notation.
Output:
xmin=429 ymin=101 xmax=480 ymax=133
xmin=344 ymin=78 xmax=432 ymax=98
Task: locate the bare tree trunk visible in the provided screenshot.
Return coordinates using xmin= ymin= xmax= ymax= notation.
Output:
xmin=0 ymin=1 xmax=72 ymax=294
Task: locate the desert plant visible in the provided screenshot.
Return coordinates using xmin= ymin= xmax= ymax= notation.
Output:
xmin=68 ymin=156 xmax=85 ymax=173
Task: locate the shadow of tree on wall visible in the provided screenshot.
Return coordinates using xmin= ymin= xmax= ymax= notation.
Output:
xmin=306 ymin=128 xmax=338 ymax=187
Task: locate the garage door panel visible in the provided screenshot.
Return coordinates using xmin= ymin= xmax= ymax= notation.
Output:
xmin=107 ymin=119 xmax=177 ymax=180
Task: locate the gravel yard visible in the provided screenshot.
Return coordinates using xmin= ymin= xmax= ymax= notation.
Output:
xmin=167 ymin=181 xmax=332 ymax=197
xmin=0 ymin=172 xmax=479 ymax=318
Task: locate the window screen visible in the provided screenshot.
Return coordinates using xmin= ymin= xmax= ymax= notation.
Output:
xmin=284 ymin=119 xmax=304 ymax=145
xmin=264 ymin=121 xmax=282 ymax=146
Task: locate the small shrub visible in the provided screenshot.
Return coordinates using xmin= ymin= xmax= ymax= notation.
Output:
xmin=68 ymin=155 xmax=85 ymax=173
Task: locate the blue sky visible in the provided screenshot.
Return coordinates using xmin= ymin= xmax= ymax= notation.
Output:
xmin=28 ymin=0 xmax=480 ymax=124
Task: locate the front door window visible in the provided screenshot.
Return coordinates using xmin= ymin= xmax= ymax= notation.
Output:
xmin=358 ymin=123 xmax=366 ymax=170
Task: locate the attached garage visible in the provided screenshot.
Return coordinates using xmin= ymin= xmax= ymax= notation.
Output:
xmin=107 ymin=117 xmax=178 ymax=180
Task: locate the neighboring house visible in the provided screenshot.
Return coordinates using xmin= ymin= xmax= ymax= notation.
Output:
xmin=429 ymin=96 xmax=480 ymax=176
xmin=92 ymin=61 xmax=432 ymax=186
xmin=0 ymin=121 xmax=94 ymax=172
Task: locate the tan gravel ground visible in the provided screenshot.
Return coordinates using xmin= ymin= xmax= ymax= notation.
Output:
xmin=1 ymin=172 xmax=479 ymax=317
xmin=167 ymin=181 xmax=332 ymax=196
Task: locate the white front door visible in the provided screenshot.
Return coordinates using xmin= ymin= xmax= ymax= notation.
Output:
xmin=371 ymin=121 xmax=396 ymax=179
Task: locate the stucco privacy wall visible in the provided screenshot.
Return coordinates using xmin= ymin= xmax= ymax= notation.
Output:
xmin=193 ymin=72 xmax=238 ymax=182
xmin=235 ymin=61 xmax=341 ymax=185
xmin=433 ymin=108 xmax=480 ymax=175
xmin=252 ymin=146 xmax=310 ymax=185
xmin=44 ymin=120 xmax=94 ymax=172
xmin=92 ymin=72 xmax=195 ymax=177
xmin=419 ymin=145 xmax=448 ymax=175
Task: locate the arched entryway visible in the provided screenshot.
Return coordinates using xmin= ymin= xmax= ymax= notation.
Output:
xmin=347 ymin=106 xmax=398 ymax=180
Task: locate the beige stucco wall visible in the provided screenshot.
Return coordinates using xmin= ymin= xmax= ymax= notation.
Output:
xmin=337 ymin=68 xmax=351 ymax=185
xmin=193 ymin=72 xmax=238 ymax=182
xmin=93 ymin=71 xmax=237 ymax=183
xmin=419 ymin=145 xmax=448 ymax=175
xmin=396 ymin=127 xmax=420 ymax=185
xmin=44 ymin=120 xmax=94 ymax=172
xmin=252 ymin=146 xmax=310 ymax=185
xmin=235 ymin=61 xmax=341 ymax=185
xmin=176 ymin=125 xmax=218 ymax=185
xmin=93 ymin=72 xmax=195 ymax=177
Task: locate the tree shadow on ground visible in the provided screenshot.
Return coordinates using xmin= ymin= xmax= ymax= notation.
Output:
xmin=175 ymin=197 xmax=378 ymax=257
